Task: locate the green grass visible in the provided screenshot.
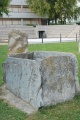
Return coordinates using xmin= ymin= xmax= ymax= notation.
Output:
xmin=29 ymin=42 xmax=78 ymax=52
xmin=26 ymin=95 xmax=80 ymax=120
xmin=0 ymin=45 xmax=8 ymax=85
xmin=0 ymin=42 xmax=80 ymax=120
xmin=0 ymin=99 xmax=26 ymax=120
xmin=0 ymin=96 xmax=80 ymax=120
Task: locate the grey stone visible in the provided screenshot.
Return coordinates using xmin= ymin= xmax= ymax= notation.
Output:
xmin=40 ymin=56 xmax=76 ymax=106
xmin=2 ymin=62 xmax=7 ymax=81
xmin=8 ymin=29 xmax=28 ymax=55
xmin=5 ymin=57 xmax=43 ymax=110
xmin=34 ymin=51 xmax=80 ymax=94
xmin=2 ymin=51 xmax=80 ymax=113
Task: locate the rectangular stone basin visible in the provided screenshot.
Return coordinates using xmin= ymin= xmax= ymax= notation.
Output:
xmin=3 ymin=51 xmax=80 ymax=110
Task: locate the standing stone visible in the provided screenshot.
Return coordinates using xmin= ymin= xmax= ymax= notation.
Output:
xmin=8 ymin=30 xmax=28 ymax=55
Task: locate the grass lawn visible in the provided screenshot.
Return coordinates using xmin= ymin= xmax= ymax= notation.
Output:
xmin=0 ymin=42 xmax=80 ymax=120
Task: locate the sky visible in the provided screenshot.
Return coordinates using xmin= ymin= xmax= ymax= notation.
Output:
xmin=77 ymin=2 xmax=80 ymax=6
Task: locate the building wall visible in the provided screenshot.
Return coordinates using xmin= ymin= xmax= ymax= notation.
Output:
xmin=0 ymin=0 xmax=48 ymax=25
xmin=0 ymin=18 xmax=42 ymax=25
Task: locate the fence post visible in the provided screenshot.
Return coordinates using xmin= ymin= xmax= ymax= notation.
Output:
xmin=60 ymin=34 xmax=61 ymax=42
xmin=42 ymin=33 xmax=43 ymax=43
xmin=76 ymin=33 xmax=77 ymax=42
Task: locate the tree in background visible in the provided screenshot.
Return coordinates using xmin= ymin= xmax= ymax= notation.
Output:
xmin=73 ymin=7 xmax=80 ymax=24
xmin=53 ymin=0 xmax=80 ymax=24
xmin=0 ymin=0 xmax=11 ymax=16
xmin=27 ymin=0 xmax=80 ymax=24
xmin=26 ymin=0 xmax=50 ymax=16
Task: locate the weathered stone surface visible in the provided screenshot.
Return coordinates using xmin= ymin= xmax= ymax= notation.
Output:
xmin=40 ymin=56 xmax=76 ymax=106
xmin=2 ymin=51 xmax=80 ymax=112
xmin=2 ymin=62 xmax=7 ymax=82
xmin=8 ymin=30 xmax=28 ymax=55
xmin=34 ymin=51 xmax=80 ymax=95
xmin=5 ymin=57 xmax=43 ymax=110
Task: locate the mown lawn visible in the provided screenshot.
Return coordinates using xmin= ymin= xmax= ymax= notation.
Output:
xmin=0 ymin=42 xmax=80 ymax=120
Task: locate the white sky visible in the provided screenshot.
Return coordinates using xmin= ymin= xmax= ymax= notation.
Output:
xmin=77 ymin=2 xmax=80 ymax=6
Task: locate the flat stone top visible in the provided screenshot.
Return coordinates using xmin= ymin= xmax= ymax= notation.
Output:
xmin=33 ymin=51 xmax=76 ymax=58
xmin=8 ymin=51 xmax=76 ymax=59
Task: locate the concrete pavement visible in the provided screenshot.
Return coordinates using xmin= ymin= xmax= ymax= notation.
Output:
xmin=0 ymin=37 xmax=78 ymax=45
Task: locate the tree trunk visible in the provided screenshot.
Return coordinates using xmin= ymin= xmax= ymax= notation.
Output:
xmin=55 ymin=18 xmax=57 ymax=24
xmin=65 ymin=18 xmax=66 ymax=24
xmin=61 ymin=18 xmax=63 ymax=24
xmin=47 ymin=19 xmax=50 ymax=25
xmin=54 ymin=13 xmax=57 ymax=24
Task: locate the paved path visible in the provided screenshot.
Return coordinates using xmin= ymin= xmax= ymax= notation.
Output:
xmin=0 ymin=37 xmax=78 ymax=45
xmin=28 ymin=38 xmax=77 ymax=44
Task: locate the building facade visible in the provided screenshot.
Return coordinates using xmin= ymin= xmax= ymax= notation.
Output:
xmin=0 ymin=0 xmax=48 ymax=25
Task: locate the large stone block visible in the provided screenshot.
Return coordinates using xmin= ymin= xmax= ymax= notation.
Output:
xmin=40 ymin=56 xmax=76 ymax=105
xmin=3 ymin=51 xmax=80 ymax=111
xmin=4 ymin=57 xmax=43 ymax=110
xmin=34 ymin=51 xmax=80 ymax=106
